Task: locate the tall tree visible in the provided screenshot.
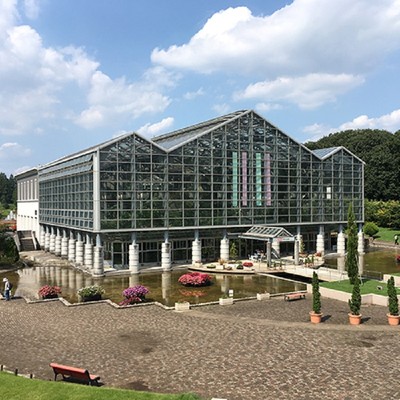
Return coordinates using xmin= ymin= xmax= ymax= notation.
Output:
xmin=346 ymin=203 xmax=359 ymax=284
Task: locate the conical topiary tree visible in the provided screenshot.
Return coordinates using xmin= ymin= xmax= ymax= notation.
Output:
xmin=348 ymin=278 xmax=361 ymax=316
xmin=312 ymin=271 xmax=321 ymax=314
xmin=387 ymin=276 xmax=399 ymax=316
xmin=346 ymin=203 xmax=359 ymax=285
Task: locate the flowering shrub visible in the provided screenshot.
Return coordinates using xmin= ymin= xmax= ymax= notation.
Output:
xmin=77 ymin=285 xmax=104 ymax=299
xmin=243 ymin=261 xmax=253 ymax=267
xmin=119 ymin=285 xmax=149 ymax=305
xmin=38 ymin=285 xmax=61 ymax=299
xmin=396 ymin=255 xmax=400 ymax=263
xmin=178 ymin=272 xmax=212 ymax=287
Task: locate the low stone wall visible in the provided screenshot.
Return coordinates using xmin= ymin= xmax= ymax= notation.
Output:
xmin=307 ymin=284 xmax=390 ymax=306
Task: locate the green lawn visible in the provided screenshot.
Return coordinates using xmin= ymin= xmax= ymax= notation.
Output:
xmin=320 ymin=279 xmax=399 ymax=295
xmin=0 ymin=373 xmax=202 ymax=400
xmin=374 ymin=227 xmax=400 ymax=242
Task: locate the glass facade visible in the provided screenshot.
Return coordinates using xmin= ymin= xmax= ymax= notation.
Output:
xmin=34 ymin=110 xmax=364 ymax=268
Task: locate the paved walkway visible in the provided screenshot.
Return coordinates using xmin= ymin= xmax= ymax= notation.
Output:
xmin=1 ymin=295 xmax=400 ymax=400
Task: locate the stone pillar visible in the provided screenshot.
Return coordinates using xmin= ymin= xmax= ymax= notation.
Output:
xmin=75 ymin=233 xmax=84 ymax=265
xmin=358 ymin=224 xmax=365 ymax=255
xmin=68 ymin=232 xmax=76 ymax=262
xmin=192 ymin=239 xmax=202 ymax=264
xmin=55 ymin=228 xmax=62 ymax=256
xmin=49 ymin=227 xmax=56 ymax=253
xmin=93 ymin=234 xmax=104 ymax=276
xmin=358 ymin=253 xmax=364 ymax=276
xmin=220 ymin=237 xmax=229 ymax=262
xmin=61 ymin=230 xmax=68 ymax=259
xmin=266 ymin=239 xmax=272 ymax=267
xmin=44 ymin=228 xmax=50 ymax=252
xmin=84 ymin=234 xmax=93 ymax=270
xmin=40 ymin=226 xmax=46 ymax=250
xmin=316 ymin=225 xmax=325 ymax=256
xmin=161 ymin=242 xmax=171 ymax=271
xmin=294 ymin=239 xmax=300 ymax=265
xmin=337 ymin=225 xmax=346 ymax=255
xmin=272 ymin=238 xmax=280 ymax=258
xmin=129 ymin=243 xmax=140 ymax=274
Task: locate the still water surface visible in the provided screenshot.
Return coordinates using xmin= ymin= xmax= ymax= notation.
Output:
xmin=2 ymin=247 xmax=398 ymax=306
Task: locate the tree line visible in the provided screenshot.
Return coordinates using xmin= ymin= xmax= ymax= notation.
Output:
xmin=0 ymin=173 xmax=16 ymax=209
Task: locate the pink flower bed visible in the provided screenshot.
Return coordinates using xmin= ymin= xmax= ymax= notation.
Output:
xmin=243 ymin=261 xmax=253 ymax=267
xmin=178 ymin=272 xmax=212 ymax=287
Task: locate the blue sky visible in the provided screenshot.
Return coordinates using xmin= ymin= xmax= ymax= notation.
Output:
xmin=1 ymin=0 xmax=400 ymax=176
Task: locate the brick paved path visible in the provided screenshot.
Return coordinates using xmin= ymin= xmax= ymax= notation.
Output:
xmin=1 ymin=296 xmax=400 ymax=400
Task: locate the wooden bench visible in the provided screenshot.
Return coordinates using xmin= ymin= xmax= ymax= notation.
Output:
xmin=284 ymin=292 xmax=306 ymax=301
xmin=50 ymin=363 xmax=101 ymax=386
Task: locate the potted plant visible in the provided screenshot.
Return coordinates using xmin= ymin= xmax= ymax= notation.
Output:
xmin=219 ymin=293 xmax=234 ymax=305
xmin=387 ymin=276 xmax=400 ymax=325
xmin=38 ymin=285 xmax=61 ymax=300
xmin=309 ymin=271 xmax=322 ymax=323
xmin=119 ymin=285 xmax=149 ymax=306
xmin=178 ymin=272 xmax=212 ymax=287
xmin=77 ymin=285 xmax=105 ymax=302
xmin=348 ymin=278 xmax=362 ymax=325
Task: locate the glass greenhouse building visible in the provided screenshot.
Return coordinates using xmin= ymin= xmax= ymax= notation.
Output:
xmin=16 ymin=110 xmax=365 ymax=275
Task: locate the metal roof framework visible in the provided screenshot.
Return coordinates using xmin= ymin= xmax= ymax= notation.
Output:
xmin=238 ymin=225 xmax=295 ymax=242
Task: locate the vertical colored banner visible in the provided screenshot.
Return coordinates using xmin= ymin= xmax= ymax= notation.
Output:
xmin=256 ymin=153 xmax=262 ymax=206
xmin=232 ymin=151 xmax=238 ymax=207
xmin=265 ymin=153 xmax=271 ymax=206
xmin=242 ymin=151 xmax=247 ymax=206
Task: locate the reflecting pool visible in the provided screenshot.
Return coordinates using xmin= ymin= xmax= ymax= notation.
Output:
xmin=0 ymin=266 xmax=305 ymax=306
xmin=324 ymin=247 xmax=400 ymax=279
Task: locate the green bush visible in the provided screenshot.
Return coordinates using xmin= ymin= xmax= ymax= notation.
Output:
xmin=0 ymin=233 xmax=19 ymax=263
xmin=363 ymin=222 xmax=379 ymax=239
xmin=312 ymin=271 xmax=321 ymax=314
xmin=348 ymin=278 xmax=361 ymax=315
xmin=387 ymin=276 xmax=399 ymax=316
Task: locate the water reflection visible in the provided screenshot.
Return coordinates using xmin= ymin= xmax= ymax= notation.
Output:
xmin=1 ymin=266 xmax=303 ymax=307
xmin=325 ymin=247 xmax=399 ymax=279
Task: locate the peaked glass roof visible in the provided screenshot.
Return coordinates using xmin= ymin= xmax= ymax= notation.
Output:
xmin=312 ymin=147 xmax=340 ymax=159
xmin=153 ymin=110 xmax=248 ymax=150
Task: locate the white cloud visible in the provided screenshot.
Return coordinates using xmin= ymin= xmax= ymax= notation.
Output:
xmin=212 ymin=103 xmax=231 ymax=115
xmin=0 ymin=142 xmax=31 ymax=160
xmin=255 ymin=103 xmax=283 ymax=112
xmin=152 ymin=1 xmax=400 ymax=77
xmin=23 ymin=0 xmax=40 ymax=19
xmin=304 ymin=108 xmax=400 ymax=141
xmin=236 ymin=74 xmax=364 ymax=109
xmin=0 ymin=3 xmax=175 ymax=136
xmin=338 ymin=109 xmax=400 ymax=132
xmin=184 ymin=88 xmax=205 ymax=100
xmin=137 ymin=117 xmax=174 ymax=137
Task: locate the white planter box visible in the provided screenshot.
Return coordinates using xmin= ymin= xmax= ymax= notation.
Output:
xmin=219 ymin=297 xmax=234 ymax=305
xmin=257 ymin=293 xmax=271 ymax=301
xmin=175 ymin=302 xmax=190 ymax=311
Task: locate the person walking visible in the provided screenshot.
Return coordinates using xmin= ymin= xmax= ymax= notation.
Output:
xmin=3 ymin=277 xmax=11 ymax=301
xmin=395 ymin=234 xmax=399 ymax=246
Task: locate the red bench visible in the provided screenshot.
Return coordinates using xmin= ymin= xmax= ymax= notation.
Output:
xmin=50 ymin=363 xmax=101 ymax=386
xmin=284 ymin=292 xmax=306 ymax=301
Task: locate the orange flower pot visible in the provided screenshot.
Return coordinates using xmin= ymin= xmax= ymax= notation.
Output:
xmin=348 ymin=313 xmax=362 ymax=325
xmin=309 ymin=311 xmax=323 ymax=324
xmin=387 ymin=313 xmax=400 ymax=326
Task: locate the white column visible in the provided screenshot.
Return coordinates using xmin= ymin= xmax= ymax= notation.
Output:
xmin=39 ymin=226 xmax=45 ymax=250
xmin=68 ymin=232 xmax=76 ymax=262
xmin=316 ymin=225 xmax=325 ymax=255
xmin=55 ymin=229 xmax=62 ymax=256
xmin=192 ymin=239 xmax=202 ymax=264
xmin=337 ymin=225 xmax=346 ymax=255
xmin=266 ymin=240 xmax=272 ymax=267
xmin=272 ymin=238 xmax=280 ymax=258
xmin=84 ymin=234 xmax=93 ymax=270
xmin=129 ymin=243 xmax=140 ymax=274
xmin=49 ymin=228 xmax=56 ymax=253
xmin=44 ymin=229 xmax=50 ymax=252
xmin=61 ymin=230 xmax=68 ymax=259
xmin=294 ymin=239 xmax=300 ymax=265
xmin=93 ymin=247 xmax=104 ymax=276
xmin=220 ymin=238 xmax=229 ymax=261
xmin=75 ymin=233 xmax=84 ymax=265
xmin=358 ymin=224 xmax=365 ymax=255
xmin=161 ymin=242 xmax=171 ymax=271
